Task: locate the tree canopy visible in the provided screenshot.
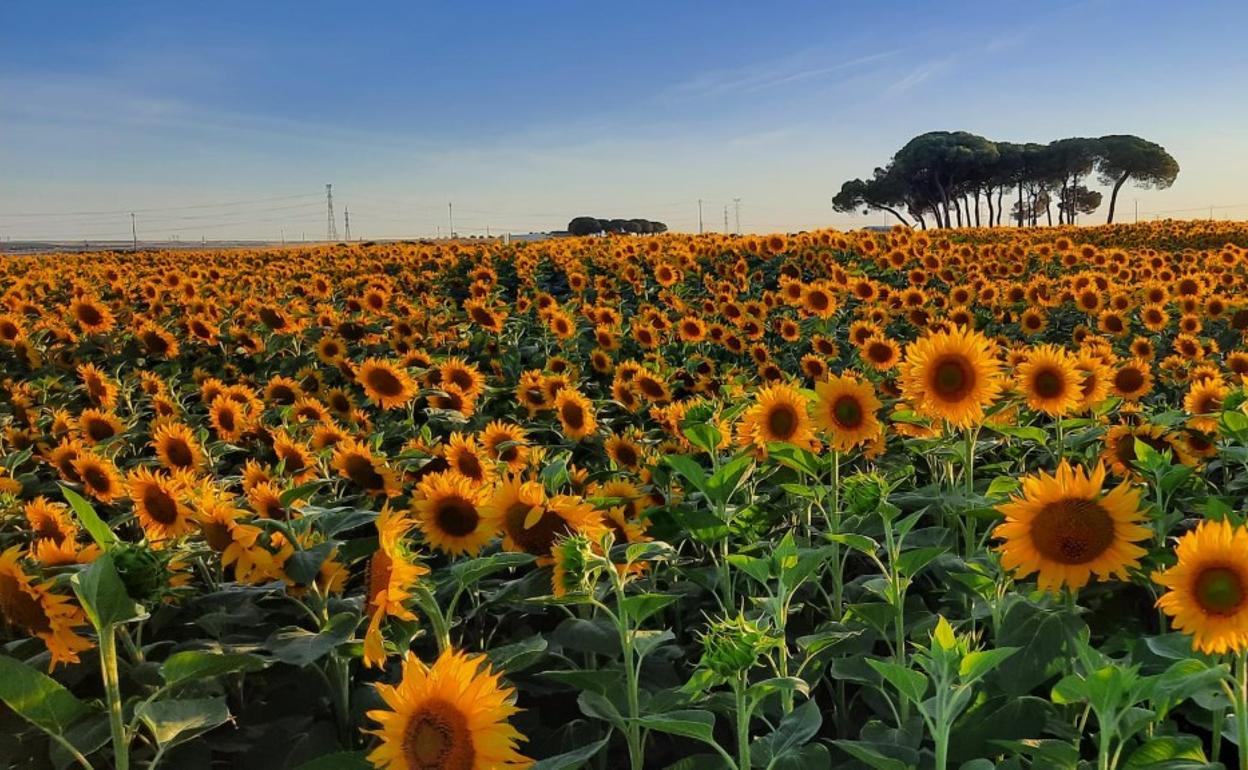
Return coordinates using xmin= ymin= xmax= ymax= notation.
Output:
xmin=834 ymin=132 xmax=1178 ymax=229
xmin=566 ymin=217 xmax=668 ymax=236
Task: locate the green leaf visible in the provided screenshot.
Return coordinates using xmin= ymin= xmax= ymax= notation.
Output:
xmin=663 ymin=454 xmax=708 ymax=497
xmin=949 ymin=695 xmax=1052 ymax=765
xmin=1123 ymin=735 xmax=1207 ymax=769
xmin=294 ymin=751 xmax=373 ymax=770
xmin=1051 ymin=673 xmax=1088 ymax=705
xmin=486 ymin=636 xmax=547 ymax=673
xmin=827 ymin=533 xmax=879 ymax=555
xmin=989 ymin=424 xmax=1048 ymax=443
xmin=959 ymin=647 xmax=1019 ymax=685
xmin=681 ymin=421 xmax=723 ymax=455
xmin=135 ymin=697 xmax=230 ymax=748
xmin=283 ymin=541 xmax=337 ymax=586
xmin=985 ymin=476 xmax=1020 ymax=499
xmin=265 ymin=612 xmax=356 ymax=666
xmin=0 ymin=655 xmax=94 ymax=736
xmin=529 ymin=736 xmax=612 ymax=770
xmin=636 ymin=710 xmax=717 ymax=746
xmin=866 ymin=659 xmax=928 ymax=704
xmin=705 ymin=452 xmax=754 ymax=505
xmin=577 ymin=691 xmax=625 ymax=730
xmin=1145 ymin=633 xmax=1199 ymax=661
xmin=896 ymin=546 xmax=946 ymax=577
xmin=620 ymin=593 xmax=678 ymax=625
xmin=160 ymin=651 xmax=268 ymax=686
xmin=450 ymin=551 xmax=536 ymax=587
xmin=60 ymin=484 xmax=117 ymax=550
xmin=752 ymin=698 xmax=822 ymax=766
xmin=71 ymin=551 xmax=144 ymax=629
xmin=833 ymin=740 xmax=915 ymax=770
xmin=768 ymin=444 xmax=822 ymax=478
xmin=726 ymin=554 xmax=772 ymax=586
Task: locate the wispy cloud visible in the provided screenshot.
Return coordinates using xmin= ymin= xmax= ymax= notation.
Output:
xmin=884 ymin=57 xmax=954 ymax=95
xmin=669 ymin=49 xmax=901 ymax=98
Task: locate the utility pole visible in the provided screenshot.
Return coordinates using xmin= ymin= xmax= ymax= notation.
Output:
xmin=130 ymin=212 xmax=137 ymax=251
xmin=723 ymin=205 xmax=729 ymax=233
xmin=697 ymin=199 xmax=703 ymax=234
xmin=733 ymin=198 xmax=741 ymax=235
xmin=281 ymin=228 xmax=285 ymax=245
xmin=448 ymin=202 xmax=454 ymax=238
xmin=344 ymin=208 xmax=352 ymax=241
xmin=325 ymin=184 xmax=338 ymax=241
xmin=1134 ymin=199 xmax=1138 ymax=223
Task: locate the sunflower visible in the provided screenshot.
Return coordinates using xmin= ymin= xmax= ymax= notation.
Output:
xmin=331 ymin=438 xmax=402 ymax=497
xmin=193 ymin=482 xmax=273 ymax=584
xmin=812 ymin=375 xmax=882 ymax=452
xmin=70 ymin=297 xmax=115 ymax=334
xmin=358 ymin=358 xmax=419 ymax=409
xmin=272 ymin=430 xmax=318 ymax=483
xmin=439 ymin=357 xmax=486 ymax=401
xmin=554 ymin=388 xmax=597 ymax=441
xmin=900 ymin=326 xmax=1003 ymax=427
xmin=151 ymin=421 xmax=204 ymax=471
xmin=737 ymin=383 xmax=816 ymax=451
xmin=1184 ymin=379 xmax=1228 ymax=433
xmin=412 ymin=471 xmax=498 ymax=556
xmin=1111 ymin=358 xmax=1154 ymax=401
xmin=480 ymin=421 xmax=529 ymax=472
xmin=47 ymin=437 xmax=89 ymax=483
xmin=363 ymin=507 xmax=429 ymax=669
xmin=1099 ymin=422 xmax=1189 ymax=477
xmin=995 ymin=461 xmax=1150 ymax=592
xmin=1072 ymin=354 xmax=1113 ymax=413
xmin=73 ymin=452 xmax=125 ymax=503
xmin=605 ymin=432 xmax=645 ymax=471
xmin=25 ymin=498 xmax=96 ymax=566
xmin=0 ymin=547 xmax=94 ymax=670
xmin=445 ymin=433 xmax=494 ymax=484
xmin=78 ymin=408 xmax=124 ymax=445
xmin=488 ymin=477 xmax=603 ymax=560
xmin=365 ymin=648 xmax=530 ymax=770
xmin=1154 ymin=519 xmax=1248 ymax=655
xmin=208 ymin=395 xmax=250 ymax=443
xmin=1016 ymin=344 xmax=1080 ymax=417
xmin=130 ymin=467 xmax=197 ymax=544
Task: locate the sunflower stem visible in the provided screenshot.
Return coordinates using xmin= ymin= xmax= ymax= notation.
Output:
xmin=733 ymin=673 xmax=751 ymax=770
xmin=99 ymin=624 xmax=129 ymax=770
xmin=1236 ymin=650 xmax=1248 ymax=770
xmin=963 ymin=428 xmax=977 ymax=559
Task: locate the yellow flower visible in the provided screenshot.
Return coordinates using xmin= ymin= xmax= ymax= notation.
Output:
xmin=812 ymin=374 xmax=882 ymax=452
xmin=901 ymin=326 xmax=1003 ymax=427
xmin=1154 ymin=519 xmax=1248 ymax=655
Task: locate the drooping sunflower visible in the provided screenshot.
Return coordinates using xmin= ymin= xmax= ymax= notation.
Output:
xmin=1016 ymin=344 xmax=1080 ymax=417
xmin=129 ymin=467 xmax=197 ymax=544
xmin=411 ymin=471 xmax=498 ymax=556
xmin=737 ymin=383 xmax=817 ymax=451
xmin=554 ymin=388 xmax=597 ymax=441
xmin=995 ymin=461 xmax=1150 ymax=592
xmin=1099 ymin=422 xmax=1190 ymax=477
xmin=0 ymin=547 xmax=94 ymax=670
xmin=151 ymin=421 xmax=205 ymax=471
xmin=1184 ymin=378 xmax=1228 ymax=433
xmin=78 ymin=408 xmax=124 ymax=445
xmin=812 ymin=374 xmax=882 ymax=452
xmin=1155 ymin=519 xmax=1248 ymax=655
xmin=363 ymin=507 xmax=429 ymax=669
xmin=365 ymin=648 xmax=530 ymax=769
xmin=900 ymin=326 xmax=1003 ymax=427
xmin=24 ymin=497 xmax=96 ymax=566
xmin=358 ymin=358 xmax=419 ymax=410
xmin=604 ymin=432 xmax=645 ymax=471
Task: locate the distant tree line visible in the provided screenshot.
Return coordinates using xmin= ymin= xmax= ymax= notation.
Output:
xmin=566 ymin=217 xmax=669 ymax=236
xmin=833 ymin=131 xmax=1180 ymax=229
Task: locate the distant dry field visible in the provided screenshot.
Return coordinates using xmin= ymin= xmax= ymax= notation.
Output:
xmin=5 ymin=220 xmax=1248 ymax=769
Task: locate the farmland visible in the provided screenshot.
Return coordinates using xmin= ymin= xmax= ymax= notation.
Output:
xmin=4 ymin=220 xmax=1248 ymax=769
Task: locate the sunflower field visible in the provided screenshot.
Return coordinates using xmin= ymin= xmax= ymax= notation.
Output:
xmin=5 ymin=220 xmax=1248 ymax=770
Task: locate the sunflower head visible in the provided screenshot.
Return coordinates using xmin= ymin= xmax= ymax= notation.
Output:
xmin=901 ymin=326 xmax=1003 ymax=428
xmin=1155 ymin=520 xmax=1248 ymax=655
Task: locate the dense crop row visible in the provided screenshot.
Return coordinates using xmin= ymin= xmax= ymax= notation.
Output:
xmin=3 ymin=220 xmax=1248 ymax=769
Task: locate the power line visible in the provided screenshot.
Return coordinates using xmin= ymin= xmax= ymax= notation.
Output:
xmin=325 ymin=184 xmax=338 ymax=241
xmin=0 ymin=193 xmax=322 ymax=218
xmin=344 ymin=207 xmax=352 ymax=241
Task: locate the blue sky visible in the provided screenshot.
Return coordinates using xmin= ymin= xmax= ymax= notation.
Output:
xmin=3 ymin=0 xmax=1247 ymax=240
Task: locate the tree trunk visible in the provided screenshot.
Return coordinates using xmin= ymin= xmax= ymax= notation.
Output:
xmin=1046 ymin=201 xmax=1052 ymax=227
xmin=878 ymin=206 xmax=912 ymax=228
xmin=934 ymin=177 xmax=951 ymax=228
xmin=953 ymin=196 xmax=963 ymax=228
xmin=1017 ymin=182 xmax=1024 ymax=227
xmin=996 ymin=188 xmax=1005 ymax=225
xmin=1106 ymin=170 xmax=1131 ymax=223
xmin=985 ymin=186 xmax=994 ymax=227
xmin=972 ymin=190 xmax=981 ymax=227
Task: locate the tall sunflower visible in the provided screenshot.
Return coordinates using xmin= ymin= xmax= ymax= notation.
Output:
xmin=737 ymin=383 xmax=817 ymax=451
xmin=995 ymin=461 xmax=1150 ymax=592
xmin=1016 ymin=344 xmax=1081 ymax=417
xmin=900 ymin=326 xmax=1003 ymax=427
xmin=0 ymin=547 xmax=94 ymax=670
xmin=1154 ymin=519 xmax=1248 ymax=654
xmin=812 ymin=374 xmax=882 ymax=452
xmin=412 ymin=471 xmax=498 ymax=556
xmin=365 ymin=648 xmax=530 ymax=769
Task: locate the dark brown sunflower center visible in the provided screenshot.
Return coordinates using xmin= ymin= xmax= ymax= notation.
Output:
xmin=560 ymin=401 xmax=586 ymax=430
xmin=81 ymin=464 xmax=112 ymax=493
xmin=0 ymin=573 xmax=52 ymax=633
xmin=85 ymin=418 xmax=116 ymax=442
xmin=1033 ymin=369 xmax=1065 ymax=400
xmin=765 ymin=404 xmax=799 ymax=439
xmin=1115 ymin=368 xmax=1145 ymax=393
xmin=453 ymin=453 xmax=484 ymax=482
xmin=76 ymin=304 xmax=103 ymax=325
xmin=365 ymin=367 xmax=404 ymax=398
xmin=164 ymin=438 xmax=194 ymax=468
xmin=505 ymin=503 xmax=570 ymax=555
xmin=1194 ymin=566 xmax=1245 ymax=615
xmin=435 ymin=496 xmax=480 ymax=538
xmin=613 ymin=443 xmax=639 ymax=467
xmin=1030 ymin=497 xmax=1115 ymax=565
xmin=343 ymin=454 xmax=384 ymax=491
xmin=143 ymin=485 xmax=181 ymax=526
xmin=931 ymin=355 xmax=975 ymax=401
xmin=832 ymin=396 xmax=864 ymax=429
